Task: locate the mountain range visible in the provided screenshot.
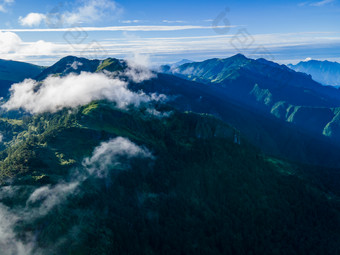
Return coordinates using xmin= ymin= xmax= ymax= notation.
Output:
xmin=165 ymin=54 xmax=340 ymax=150
xmin=0 ymin=54 xmax=340 ymax=254
xmin=288 ymin=59 xmax=340 ymax=87
xmin=0 ymin=59 xmax=45 ymax=97
xmin=28 ymin=55 xmax=340 ymax=166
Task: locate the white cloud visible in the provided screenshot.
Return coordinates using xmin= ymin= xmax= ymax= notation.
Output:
xmin=0 ymin=204 xmax=33 ymax=255
xmin=17 ymin=0 xmax=121 ymax=28
xmin=19 ymin=13 xmax=46 ymax=27
xmin=120 ymin=20 xmax=143 ymax=24
xmin=83 ymin=137 xmax=153 ymax=177
xmin=0 ymin=0 xmax=14 ymax=13
xmin=27 ymin=182 xmax=79 ymax=216
xmin=162 ymin=20 xmax=185 ymax=24
xmin=0 ymin=135 xmax=153 ymax=254
xmin=2 ymin=25 xmax=229 ymax=32
xmin=0 ymin=184 xmax=74 ymax=255
xmin=1 ymin=28 xmax=340 ymax=65
xmin=62 ymin=0 xmax=121 ymax=26
xmin=0 ymin=31 xmax=21 ymax=54
xmin=0 ymin=31 xmax=64 ymax=60
xmin=0 ymin=183 xmax=76 ymax=254
xmin=69 ymin=61 xmax=83 ymax=70
xmin=310 ymin=0 xmax=335 ymax=6
xmin=3 ymin=72 xmax=152 ymax=114
xmin=125 ymin=53 xmax=155 ymax=83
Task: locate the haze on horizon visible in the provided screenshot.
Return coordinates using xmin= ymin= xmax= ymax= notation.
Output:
xmin=0 ymin=0 xmax=339 ymax=65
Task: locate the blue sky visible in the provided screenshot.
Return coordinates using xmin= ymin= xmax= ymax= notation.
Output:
xmin=0 ymin=0 xmax=339 ymax=65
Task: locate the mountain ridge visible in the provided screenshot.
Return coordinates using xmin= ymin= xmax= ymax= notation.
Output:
xmin=167 ymin=54 xmax=340 ymax=146
xmin=35 ymin=56 xmax=127 ymax=81
xmin=0 ymin=54 xmax=340 ymax=254
xmin=288 ymin=59 xmax=340 ymax=86
xmin=4 ymin=54 xmax=340 ymax=167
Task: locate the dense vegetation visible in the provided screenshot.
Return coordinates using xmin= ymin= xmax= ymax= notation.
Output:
xmin=0 ymin=101 xmax=339 ymax=254
xmin=0 ymin=55 xmax=340 ymax=254
xmin=23 ymin=55 xmax=340 ymax=166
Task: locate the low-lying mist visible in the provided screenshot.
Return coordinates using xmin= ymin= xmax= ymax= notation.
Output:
xmin=0 ymin=137 xmax=153 ymax=255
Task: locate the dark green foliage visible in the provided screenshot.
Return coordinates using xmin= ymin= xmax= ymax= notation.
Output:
xmin=134 ymin=73 xmax=340 ymax=167
xmin=1 ymin=55 xmax=340 ymax=254
xmin=0 ymin=102 xmax=340 ymax=254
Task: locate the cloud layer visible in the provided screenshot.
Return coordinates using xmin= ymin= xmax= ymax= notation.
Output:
xmin=2 ymin=71 xmax=152 ymax=114
xmin=1 ymin=29 xmax=340 ymax=65
xmin=83 ymin=137 xmax=153 ymax=177
xmin=0 ymin=31 xmax=61 ymax=60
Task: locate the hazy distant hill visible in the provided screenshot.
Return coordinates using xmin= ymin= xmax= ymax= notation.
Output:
xmin=288 ymin=59 xmax=340 ymax=86
xmin=0 ymin=59 xmax=45 ymax=96
xmin=0 ymin=59 xmax=45 ymax=83
xmin=160 ymin=59 xmax=193 ymax=73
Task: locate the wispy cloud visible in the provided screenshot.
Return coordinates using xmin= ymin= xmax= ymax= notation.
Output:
xmin=298 ymin=2 xmax=310 ymax=6
xmin=162 ymin=20 xmax=185 ymax=24
xmin=1 ymin=30 xmax=340 ymax=65
xmin=0 ymin=136 xmax=153 ymax=254
xmin=0 ymin=203 xmax=34 ymax=255
xmin=302 ymin=0 xmax=336 ymax=6
xmin=0 ymin=0 xmax=14 ymax=13
xmin=3 ymin=25 xmax=234 ymax=32
xmin=83 ymin=137 xmax=153 ymax=177
xmin=119 ymin=20 xmax=145 ymax=24
xmin=63 ymin=0 xmax=121 ymax=25
xmin=27 ymin=183 xmax=79 ymax=216
xmin=18 ymin=0 xmax=122 ymax=27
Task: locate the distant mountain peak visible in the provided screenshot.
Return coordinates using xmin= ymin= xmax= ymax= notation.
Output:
xmin=289 ymin=59 xmax=340 ymax=86
xmin=232 ymin=53 xmax=247 ymax=58
xmin=58 ymin=55 xmax=90 ymax=63
xmin=171 ymin=59 xmax=193 ymax=67
xmin=227 ymin=53 xmax=249 ymax=61
xmin=176 ymin=59 xmax=192 ymax=64
xmin=0 ymin=58 xmax=45 ymax=86
xmin=35 ymin=56 xmax=125 ymax=81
